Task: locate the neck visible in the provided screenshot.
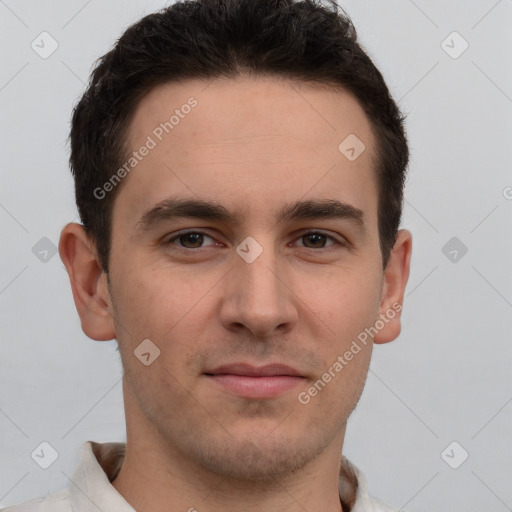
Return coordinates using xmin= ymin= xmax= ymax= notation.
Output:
xmin=112 ymin=446 xmax=344 ymax=512
xmin=111 ymin=427 xmax=345 ymax=512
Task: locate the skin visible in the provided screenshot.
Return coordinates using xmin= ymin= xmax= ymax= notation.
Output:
xmin=59 ymin=75 xmax=412 ymax=512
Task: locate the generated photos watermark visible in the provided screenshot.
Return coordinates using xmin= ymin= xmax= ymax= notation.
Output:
xmin=93 ymin=97 xmax=198 ymax=200
xmin=298 ymin=302 xmax=402 ymax=405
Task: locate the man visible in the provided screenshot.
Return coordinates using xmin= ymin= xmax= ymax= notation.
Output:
xmin=4 ymin=0 xmax=412 ymax=510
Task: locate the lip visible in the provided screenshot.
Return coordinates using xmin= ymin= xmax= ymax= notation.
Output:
xmin=206 ymin=363 xmax=303 ymax=377
xmin=204 ymin=363 xmax=305 ymax=399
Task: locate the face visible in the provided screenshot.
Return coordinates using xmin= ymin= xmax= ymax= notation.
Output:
xmin=87 ymin=76 xmax=402 ymax=480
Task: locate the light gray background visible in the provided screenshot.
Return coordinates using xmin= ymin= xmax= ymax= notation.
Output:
xmin=1 ymin=1 xmax=511 ymax=510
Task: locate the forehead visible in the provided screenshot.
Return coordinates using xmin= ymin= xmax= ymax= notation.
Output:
xmin=115 ymin=75 xmax=378 ymax=232
xmin=127 ymin=75 xmax=374 ymax=152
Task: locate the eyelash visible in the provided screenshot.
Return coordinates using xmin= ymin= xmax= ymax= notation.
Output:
xmin=164 ymin=229 xmax=346 ymax=252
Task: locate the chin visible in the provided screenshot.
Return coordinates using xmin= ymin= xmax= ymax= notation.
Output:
xmin=180 ymin=425 xmax=332 ymax=482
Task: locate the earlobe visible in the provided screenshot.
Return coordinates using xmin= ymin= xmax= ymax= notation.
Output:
xmin=373 ymin=229 xmax=413 ymax=345
xmin=58 ymin=222 xmax=116 ymax=341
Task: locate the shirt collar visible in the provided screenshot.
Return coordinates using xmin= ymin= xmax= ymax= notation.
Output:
xmin=69 ymin=441 xmax=134 ymax=512
xmin=69 ymin=441 xmax=373 ymax=512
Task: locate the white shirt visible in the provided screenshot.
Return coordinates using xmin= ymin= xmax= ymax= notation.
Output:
xmin=1 ymin=441 xmax=401 ymax=512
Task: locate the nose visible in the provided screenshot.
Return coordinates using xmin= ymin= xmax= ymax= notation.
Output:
xmin=219 ymin=242 xmax=299 ymax=339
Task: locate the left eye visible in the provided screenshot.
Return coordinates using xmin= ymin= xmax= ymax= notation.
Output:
xmin=165 ymin=230 xmax=342 ymax=250
xmin=294 ymin=232 xmax=338 ymax=249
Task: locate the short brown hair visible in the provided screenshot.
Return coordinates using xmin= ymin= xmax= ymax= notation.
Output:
xmin=69 ymin=0 xmax=409 ymax=272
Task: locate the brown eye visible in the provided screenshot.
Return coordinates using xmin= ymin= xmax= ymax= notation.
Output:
xmin=301 ymin=232 xmax=329 ymax=248
xmin=294 ymin=231 xmax=343 ymax=250
xmin=166 ymin=230 xmax=217 ymax=249
xmin=178 ymin=232 xmax=204 ymax=248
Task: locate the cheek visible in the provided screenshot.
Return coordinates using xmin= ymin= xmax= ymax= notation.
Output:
xmin=112 ymin=269 xmax=205 ymax=393
xmin=307 ymin=265 xmax=382 ymax=342
xmin=307 ymin=281 xmax=376 ymax=405
xmin=113 ymin=265 xmax=188 ymax=329
xmin=111 ymin=264 xmax=221 ymax=363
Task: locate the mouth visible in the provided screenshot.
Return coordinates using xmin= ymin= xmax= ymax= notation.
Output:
xmin=204 ymin=363 xmax=306 ymax=399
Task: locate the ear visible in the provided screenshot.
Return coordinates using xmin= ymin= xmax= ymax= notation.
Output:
xmin=58 ymin=222 xmax=116 ymax=341
xmin=373 ymin=229 xmax=412 ymax=344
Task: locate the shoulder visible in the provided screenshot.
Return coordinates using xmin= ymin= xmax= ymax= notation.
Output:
xmin=0 ymin=489 xmax=70 ymax=512
xmin=368 ymin=496 xmax=404 ymax=511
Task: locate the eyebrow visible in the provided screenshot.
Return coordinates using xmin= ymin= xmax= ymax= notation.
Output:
xmin=132 ymin=196 xmax=366 ymax=237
